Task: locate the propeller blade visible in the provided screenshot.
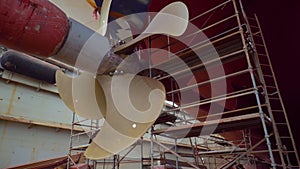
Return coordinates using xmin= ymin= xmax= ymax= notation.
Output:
xmin=50 ymin=0 xmax=100 ymax=31
xmin=85 ymin=74 xmax=165 ymax=159
xmin=56 ymin=70 xmax=75 ymax=112
xmin=114 ymin=1 xmax=189 ymax=54
xmin=143 ymin=1 xmax=189 ymax=36
xmin=85 ymin=121 xmax=137 ymax=159
xmin=55 ymin=70 xmax=106 ymax=120
xmin=98 ymin=0 xmax=113 ymax=36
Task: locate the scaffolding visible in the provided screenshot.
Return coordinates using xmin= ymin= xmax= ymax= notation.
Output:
xmin=66 ymin=0 xmax=299 ymax=168
xmin=66 ymin=113 xmax=102 ymax=168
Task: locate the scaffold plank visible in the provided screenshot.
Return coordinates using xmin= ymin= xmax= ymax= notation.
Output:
xmin=153 ymin=113 xmax=262 ymax=138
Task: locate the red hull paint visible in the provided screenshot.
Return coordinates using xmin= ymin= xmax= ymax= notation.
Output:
xmin=0 ymin=0 xmax=69 ymax=57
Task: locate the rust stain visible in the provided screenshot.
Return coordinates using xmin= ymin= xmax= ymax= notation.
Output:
xmin=0 ymin=121 xmax=8 ymax=147
xmin=7 ymin=84 xmax=18 ymax=114
xmin=31 ymin=147 xmax=36 ymax=161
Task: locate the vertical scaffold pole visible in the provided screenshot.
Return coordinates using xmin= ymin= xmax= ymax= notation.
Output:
xmin=150 ymin=128 xmax=154 ymax=169
xmin=231 ymin=0 xmax=276 ymax=168
xmin=67 ymin=112 xmax=76 ymax=169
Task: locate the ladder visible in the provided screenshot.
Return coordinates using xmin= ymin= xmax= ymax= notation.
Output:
xmin=246 ymin=14 xmax=300 ymax=168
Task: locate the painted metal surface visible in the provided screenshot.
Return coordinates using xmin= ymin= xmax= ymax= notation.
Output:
xmin=0 ymin=76 xmax=86 ymax=168
xmin=0 ymin=79 xmax=72 ymax=125
xmin=0 ymin=120 xmax=70 ymax=168
xmin=0 ymin=0 xmax=111 ymax=73
xmin=51 ymin=17 xmax=110 ymax=70
xmin=1 ymin=70 xmax=58 ymax=94
xmin=0 ymin=0 xmax=69 ymax=57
